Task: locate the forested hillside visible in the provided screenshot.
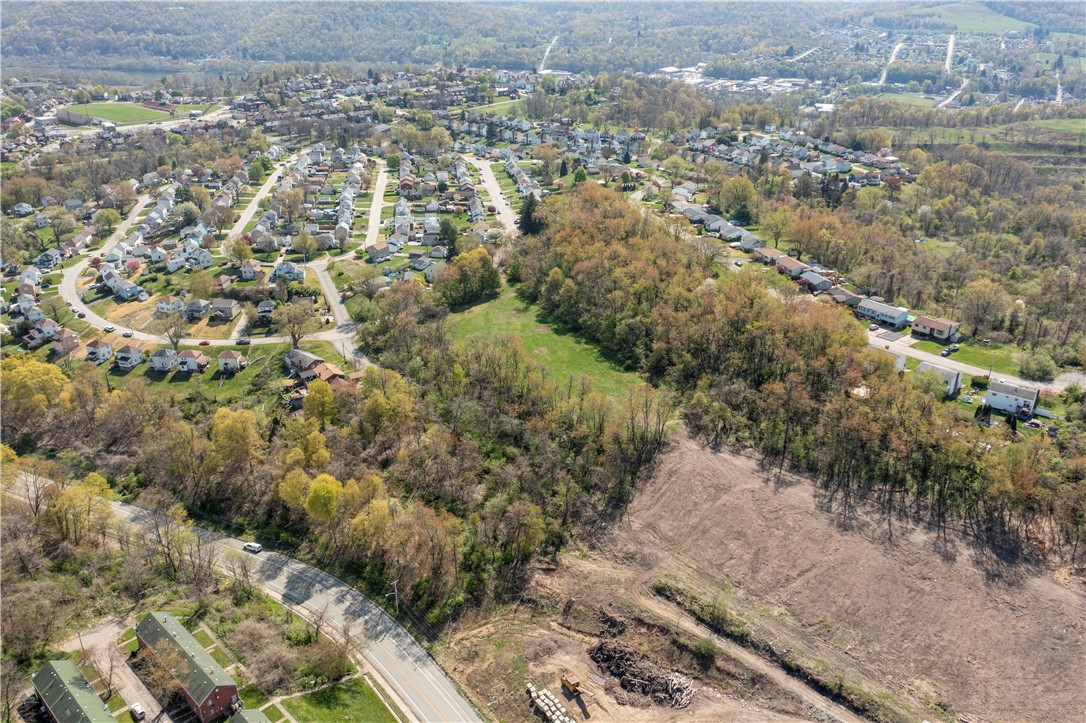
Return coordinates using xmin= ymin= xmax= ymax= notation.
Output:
xmin=1 ymin=1 xmax=835 ymax=77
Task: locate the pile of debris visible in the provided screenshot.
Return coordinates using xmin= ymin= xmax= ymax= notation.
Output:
xmin=589 ymin=640 xmax=695 ymax=709
xmin=525 ymin=682 xmax=575 ymax=723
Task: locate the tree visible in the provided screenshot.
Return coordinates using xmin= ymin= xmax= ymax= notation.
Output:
xmin=42 ymin=471 xmax=112 ymax=545
xmin=958 ymin=278 xmax=1011 ymax=335
xmin=248 ymin=163 xmax=266 ymax=184
xmin=293 ymin=231 xmax=318 ymax=261
xmin=662 ymin=155 xmax=693 ymax=183
xmin=438 ymin=217 xmax=458 ymax=247
xmin=190 ymin=185 xmax=212 ymax=211
xmin=559 ymin=159 xmax=568 ymax=177
xmin=433 ymin=247 xmax=501 ymax=307
xmin=204 ymin=205 xmax=236 ymax=234
xmin=760 ymin=207 xmax=793 ymax=248
xmin=210 ymin=407 xmax=264 ymax=476
xmin=187 ymin=270 xmax=216 ymax=300
xmin=572 ymin=167 xmax=587 ymax=185
xmin=277 ymin=188 xmax=305 ymax=223
xmin=41 ymin=295 xmax=70 ymax=323
xmin=137 ymin=646 xmax=185 ymax=702
xmin=222 ymin=235 xmax=253 ymax=267
xmin=884 ymin=175 xmax=902 ymax=199
xmin=1 ymin=353 xmax=68 ymax=439
xmin=175 ymin=201 xmax=201 ymax=228
xmin=532 ymin=144 xmax=559 ymax=175
xmin=272 ymin=303 xmax=322 ymax=349
xmin=303 ymin=379 xmax=337 ymax=429
xmin=153 ymin=312 xmax=188 ymax=351
xmin=99 ymin=182 xmax=136 ymax=210
xmin=94 ymin=208 xmax=121 ymax=236
xmin=42 ymin=207 xmax=76 ymax=246
xmin=716 ymin=175 xmax=756 ymax=215
xmin=518 ymin=193 xmax=543 ymax=235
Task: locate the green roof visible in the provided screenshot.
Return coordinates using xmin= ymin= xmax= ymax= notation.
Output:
xmin=135 ymin=612 xmax=236 ymax=706
xmin=229 ymin=710 xmax=273 ymax=723
xmin=32 ymin=660 xmax=115 ymax=723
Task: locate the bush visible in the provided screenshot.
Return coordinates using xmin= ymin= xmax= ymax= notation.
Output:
xmin=1019 ymin=352 xmax=1058 ymax=382
xmin=692 ymin=637 xmax=718 ymax=665
xmin=970 ymin=375 xmax=990 ymax=390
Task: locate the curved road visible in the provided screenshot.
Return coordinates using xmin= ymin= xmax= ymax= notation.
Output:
xmin=106 ymin=500 xmax=481 ymax=723
xmin=878 ymin=42 xmax=904 ymax=86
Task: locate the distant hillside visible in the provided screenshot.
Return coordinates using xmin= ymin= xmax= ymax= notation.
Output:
xmin=1 ymin=1 xmax=837 ymax=79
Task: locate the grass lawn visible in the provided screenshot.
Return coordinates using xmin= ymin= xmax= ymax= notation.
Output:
xmin=445 ymin=286 xmax=642 ymax=400
xmin=878 ymin=92 xmax=937 ymax=107
xmin=282 ymin=678 xmax=395 ymax=723
xmin=913 ymin=338 xmax=1021 ymax=376
xmin=69 ymin=102 xmax=171 ymax=124
xmin=193 ymin=628 xmax=215 ymax=648
xmin=115 ymin=711 xmax=137 ymax=723
xmin=262 ymin=704 xmax=286 ymax=722
xmin=106 ymin=694 xmax=126 ymax=713
xmin=239 ymin=683 xmax=270 ymax=709
xmin=207 ymin=645 xmax=232 ymax=668
xmin=920 ymin=2 xmax=1033 ymax=33
xmin=175 ymin=102 xmax=223 ymax=115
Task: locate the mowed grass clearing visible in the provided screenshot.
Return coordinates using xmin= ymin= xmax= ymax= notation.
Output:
xmin=281 ymin=678 xmax=395 ymax=723
xmin=920 ymin=2 xmax=1033 ymax=33
xmin=445 ymin=286 xmax=642 ymax=400
xmin=69 ymin=102 xmax=171 ymax=123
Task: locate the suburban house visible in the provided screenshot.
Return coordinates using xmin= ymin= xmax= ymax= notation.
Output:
xmin=85 ymin=338 xmax=113 ymax=364
xmin=285 ymin=349 xmax=324 ymax=375
xmin=157 ymin=296 xmax=184 ymax=314
xmin=115 ymin=344 xmax=144 ymax=370
xmin=300 ymin=361 xmax=345 ymax=385
xmin=211 ymin=298 xmax=240 ymax=320
xmin=272 ymin=261 xmax=305 ymax=282
xmin=798 ymin=270 xmax=833 ymax=292
xmin=986 ymin=380 xmax=1040 ymax=417
xmin=218 ymin=350 xmax=246 ymax=373
xmin=857 ymin=299 xmax=909 ymax=330
xmin=135 ymin=612 xmax=239 ymax=723
xmin=178 ymin=349 xmax=210 ymax=373
xmin=753 ymin=247 xmax=785 ymax=264
xmin=911 ymin=316 xmax=962 ymax=342
xmin=240 ymin=258 xmax=263 ymax=280
xmin=32 ymin=660 xmax=115 ymax=723
xmin=915 ymin=362 xmax=963 ymax=397
xmin=185 ymin=299 xmax=213 ymax=320
xmin=149 ymin=348 xmax=180 ymax=372
xmin=257 ymin=300 xmax=277 ymax=322
xmin=775 ymin=255 xmax=810 ymax=279
xmin=368 ymin=240 xmax=391 ymax=263
xmin=53 ymin=328 xmax=81 ymax=357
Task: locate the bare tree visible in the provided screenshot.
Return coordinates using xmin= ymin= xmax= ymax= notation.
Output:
xmin=153 ymin=312 xmax=188 ymax=351
xmin=224 ymin=550 xmax=255 ymax=602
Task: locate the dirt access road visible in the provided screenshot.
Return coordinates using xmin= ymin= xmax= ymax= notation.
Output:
xmin=610 ymin=434 xmax=1086 ymax=722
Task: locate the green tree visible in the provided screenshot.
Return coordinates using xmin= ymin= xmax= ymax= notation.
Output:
xmin=175 ymin=201 xmax=201 ymax=228
xmin=303 ymin=379 xmax=337 ymax=429
xmin=271 ymin=303 xmax=322 ymax=349
xmin=433 ymin=247 xmax=501 ymax=307
xmin=438 ymin=217 xmax=458 ymax=247
xmin=94 ymin=208 xmax=121 ymax=236
xmin=292 ymin=230 xmax=318 ymax=261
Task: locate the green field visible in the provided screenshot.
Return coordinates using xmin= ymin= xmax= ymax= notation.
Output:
xmin=921 ymin=2 xmax=1033 ymax=33
xmin=282 ymin=678 xmax=395 ymax=723
xmin=175 ymin=102 xmax=222 ymax=115
xmin=70 ymin=102 xmax=171 ymax=124
xmin=878 ymin=92 xmax=937 ymax=107
xmin=913 ymin=338 xmax=1021 ymax=377
xmin=445 ymin=286 xmax=642 ymax=400
xmin=1032 ymin=53 xmax=1086 ymax=73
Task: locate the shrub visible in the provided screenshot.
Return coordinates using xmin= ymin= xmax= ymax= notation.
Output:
xmin=1019 ymin=352 xmax=1058 ymax=382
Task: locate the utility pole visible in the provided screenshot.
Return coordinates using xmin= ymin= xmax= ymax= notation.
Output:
xmin=386 ymin=579 xmax=400 ymax=614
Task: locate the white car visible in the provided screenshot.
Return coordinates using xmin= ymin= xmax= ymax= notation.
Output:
xmin=868 ymin=324 xmax=879 ymax=331
xmin=242 ymin=542 xmax=263 ymax=553
xmin=103 ymin=325 xmax=115 ymax=333
xmin=130 ymin=703 xmax=146 ymax=720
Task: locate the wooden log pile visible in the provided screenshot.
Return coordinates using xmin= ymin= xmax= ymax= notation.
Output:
xmin=588 ymin=640 xmax=695 ymax=709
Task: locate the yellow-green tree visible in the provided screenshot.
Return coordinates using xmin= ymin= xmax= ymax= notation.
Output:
xmin=42 ymin=472 xmax=112 ymax=545
xmin=1 ymin=353 xmax=68 ymax=438
xmin=210 ymin=408 xmax=264 ymax=476
xmin=303 ymin=379 xmax=337 ymax=429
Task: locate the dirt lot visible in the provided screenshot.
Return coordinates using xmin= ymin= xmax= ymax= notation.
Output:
xmin=613 ymin=435 xmax=1086 ymax=722
xmin=439 ymin=433 xmax=1086 ymax=723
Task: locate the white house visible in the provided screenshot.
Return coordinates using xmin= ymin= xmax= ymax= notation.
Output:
xmin=986 ymin=380 xmax=1040 ymax=417
xmin=156 ymin=296 xmax=184 ymax=314
xmin=857 ymin=299 xmax=909 ymax=330
xmin=177 ymin=349 xmax=210 ymax=372
xmin=911 ymin=316 xmax=962 ymax=342
xmin=149 ymin=348 xmax=179 ymax=372
xmin=85 ymin=338 xmax=113 ymax=364
xmin=217 ymin=350 xmax=246 ymax=373
xmin=240 ymin=259 xmax=263 ymax=280
xmin=114 ymin=344 xmax=143 ymax=370
xmin=915 ymin=362 xmax=962 ymax=397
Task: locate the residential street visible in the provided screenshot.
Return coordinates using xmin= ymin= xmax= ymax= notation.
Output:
xmin=469 ymin=157 xmax=519 ymax=236
xmin=363 ymin=161 xmax=390 ymax=248
xmin=111 ymin=502 xmax=481 ymax=723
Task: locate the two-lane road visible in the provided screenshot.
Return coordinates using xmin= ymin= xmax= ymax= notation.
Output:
xmin=111 ymin=502 xmax=480 ymax=723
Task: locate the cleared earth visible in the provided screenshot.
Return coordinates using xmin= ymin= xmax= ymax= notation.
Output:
xmin=439 ymin=432 xmax=1086 ymax=722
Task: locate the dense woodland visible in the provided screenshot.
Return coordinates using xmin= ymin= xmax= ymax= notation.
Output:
xmin=511 ymin=183 xmax=1086 ymax=561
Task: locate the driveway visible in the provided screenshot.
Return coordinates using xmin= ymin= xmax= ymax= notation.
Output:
xmin=60 ymin=618 xmax=167 ymax=722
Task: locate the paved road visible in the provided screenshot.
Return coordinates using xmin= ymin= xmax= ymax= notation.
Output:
xmin=936 ymin=76 xmax=969 ymax=110
xmin=945 ymin=34 xmax=955 ymax=72
xmin=363 ymin=161 xmax=390 ymax=248
xmin=866 ymin=330 xmax=1082 ymax=391
xmin=879 ymin=42 xmax=904 ymax=85
xmin=468 ymin=157 xmax=519 ymax=236
xmin=228 ymin=151 xmax=296 ymax=237
xmin=111 ymin=502 xmax=480 ymax=723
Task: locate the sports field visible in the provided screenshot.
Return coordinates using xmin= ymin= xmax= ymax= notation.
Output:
xmin=69 ymin=102 xmax=171 ymax=123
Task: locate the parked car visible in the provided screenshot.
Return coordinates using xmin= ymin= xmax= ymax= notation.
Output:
xmin=237 ymin=338 xmax=251 ymax=345
xmin=199 ymin=340 xmax=210 ymax=346
xmin=733 ymin=259 xmax=743 ymax=267
xmin=243 ymin=542 xmax=263 ymax=554
xmin=941 ymin=348 xmax=952 ymax=357
xmin=77 ymin=312 xmax=86 ymax=319
xmin=103 ymin=325 xmax=115 ymax=333
xmin=949 ymin=344 xmax=961 ymax=352
xmin=122 ymin=331 xmax=134 ymax=338
xmin=130 ymin=703 xmax=146 ymax=720
xmin=868 ymin=323 xmax=879 ymax=331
